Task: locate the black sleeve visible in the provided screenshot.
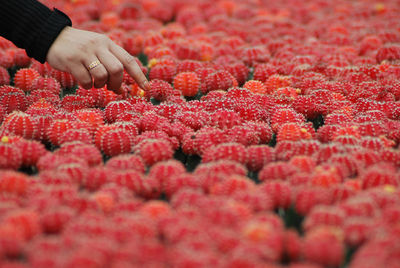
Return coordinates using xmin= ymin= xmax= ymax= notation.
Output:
xmin=0 ymin=0 xmax=72 ymax=63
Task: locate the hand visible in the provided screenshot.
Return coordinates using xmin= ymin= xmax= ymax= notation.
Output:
xmin=46 ymin=26 xmax=150 ymax=93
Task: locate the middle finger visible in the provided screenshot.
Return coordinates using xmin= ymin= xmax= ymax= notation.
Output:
xmin=97 ymin=50 xmax=124 ymax=93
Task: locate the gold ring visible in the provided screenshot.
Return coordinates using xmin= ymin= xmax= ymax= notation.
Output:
xmin=88 ymin=60 xmax=101 ymax=70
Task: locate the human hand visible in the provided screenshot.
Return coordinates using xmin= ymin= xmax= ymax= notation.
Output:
xmin=46 ymin=26 xmax=150 ymax=93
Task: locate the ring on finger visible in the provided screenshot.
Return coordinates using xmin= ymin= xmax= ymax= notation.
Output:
xmin=88 ymin=60 xmax=102 ymax=71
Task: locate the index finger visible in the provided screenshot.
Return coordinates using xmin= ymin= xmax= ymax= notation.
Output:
xmin=110 ymin=44 xmax=150 ymax=91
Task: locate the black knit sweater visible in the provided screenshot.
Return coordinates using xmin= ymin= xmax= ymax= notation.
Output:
xmin=0 ymin=0 xmax=72 ymax=63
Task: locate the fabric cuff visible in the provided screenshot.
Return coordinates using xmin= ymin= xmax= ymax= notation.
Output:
xmin=29 ymin=8 xmax=72 ymax=63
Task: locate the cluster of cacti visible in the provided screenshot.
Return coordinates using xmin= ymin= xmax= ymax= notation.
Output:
xmin=0 ymin=0 xmax=400 ymax=267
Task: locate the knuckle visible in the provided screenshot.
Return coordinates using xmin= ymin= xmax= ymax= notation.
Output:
xmin=109 ymin=64 xmax=123 ymax=76
xmin=125 ymin=54 xmax=135 ymax=65
xmin=64 ymin=54 xmax=77 ymax=63
xmin=77 ymin=43 xmax=88 ymax=53
xmin=81 ymin=82 xmax=92 ymax=89
xmin=80 ymin=78 xmax=92 ymax=88
xmin=94 ymin=70 xmax=108 ymax=81
xmin=94 ymin=80 xmax=106 ymax=88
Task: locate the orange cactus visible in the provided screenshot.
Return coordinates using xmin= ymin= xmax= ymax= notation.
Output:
xmin=139 ymin=200 xmax=171 ymax=219
xmin=310 ymin=167 xmax=342 ymax=188
xmin=277 ymin=123 xmax=312 ymax=143
xmin=173 ymin=72 xmax=200 ymax=97
xmin=264 ymin=75 xmax=293 ymax=93
xmin=243 ymin=80 xmax=269 ymax=94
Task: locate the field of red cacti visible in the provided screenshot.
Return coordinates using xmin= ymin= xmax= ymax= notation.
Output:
xmin=1 ymin=0 xmax=400 ymax=267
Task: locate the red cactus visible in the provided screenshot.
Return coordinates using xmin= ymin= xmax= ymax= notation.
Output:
xmin=226 ymin=125 xmax=261 ymax=146
xmin=148 ymin=159 xmax=187 ymax=192
xmin=11 ymin=48 xmax=30 ymax=67
xmin=67 ymin=95 xmax=98 ymax=117
xmin=224 ymin=62 xmax=249 ymax=86
xmin=343 ymin=217 xmax=376 ymax=247
xmin=49 ymin=69 xmax=76 ymax=89
xmin=350 ymin=149 xmax=381 ymax=169
xmin=13 ymin=68 xmax=40 ymax=92
xmin=210 ymin=109 xmax=243 ymax=129
xmin=259 ymin=161 xmax=298 ymax=181
xmin=194 ymin=160 xmax=248 ymax=179
xmin=55 ymin=162 xmax=88 ymax=185
xmin=111 ymin=169 xmax=147 ymax=195
xmin=175 ymin=110 xmax=210 ymax=131
xmin=0 ymin=91 xmax=28 ymax=113
xmin=174 ymin=41 xmax=202 ymax=60
xmin=31 ymin=114 xmax=53 ymax=142
xmin=40 ymin=206 xmax=74 ymax=234
xmin=138 ymin=111 xmax=171 ymax=134
xmin=0 ymin=66 xmax=10 ymax=86
xmin=73 ymin=108 xmax=104 ymax=134
xmin=2 ymin=111 xmax=37 ymax=140
xmin=106 ymin=154 xmax=146 ymax=173
xmin=303 ymin=205 xmax=345 ymax=231
xmin=173 ymin=72 xmax=200 ymax=97
xmin=316 ymin=124 xmax=342 ymax=143
xmin=0 ymin=170 xmax=29 ymax=196
xmin=210 ymin=174 xmax=256 ymax=196
xmin=245 ymin=121 xmax=273 ymax=144
xmin=46 ymin=119 xmax=75 ymax=147
xmin=59 ymin=128 xmax=93 ymax=145
xmin=149 ymin=65 xmax=176 ymax=83
xmin=147 ymin=79 xmax=175 ymax=102
xmin=284 ymin=229 xmax=302 ymax=262
xmin=271 ymin=108 xmax=305 ymax=132
xmin=0 ymin=105 xmax=5 ymax=125
xmin=274 ymin=141 xmax=298 ymax=161
xmin=99 ymin=128 xmax=134 ymax=157
xmin=339 ymin=195 xmax=379 ymax=218
xmin=360 ymin=165 xmax=399 ymax=189
xmin=3 ymin=209 xmax=41 ymax=240
xmin=302 ymin=227 xmax=345 ymax=267
xmin=58 ymin=142 xmax=103 ymax=168
xmin=13 ymin=139 xmax=47 ymax=167
xmin=357 ymin=121 xmax=387 ymax=137
xmin=253 ymin=63 xmax=278 ymax=82
xmin=202 ymin=142 xmax=248 ymax=165
xmin=239 ymin=45 xmax=269 ymax=66
xmin=104 ymin=100 xmax=134 ymax=124
xmin=295 ymin=187 xmax=332 ymax=215
xmin=195 ymin=67 xmax=216 ymax=93
xmin=328 ymin=153 xmax=359 ymax=178
xmin=29 ymin=76 xmax=61 ymax=95
xmin=26 ymin=90 xmax=59 ymax=107
xmin=246 ymin=145 xmax=275 ymax=171
xmin=202 ymin=70 xmax=237 ymax=94
xmin=135 ymin=130 xmax=179 ymax=150
xmin=259 ymin=181 xmax=292 ymax=209
xmin=324 ymin=112 xmax=353 ymax=126
xmin=376 ymin=44 xmax=400 ymax=63
xmin=288 ymin=155 xmax=316 ymax=174
xmin=176 ymin=60 xmax=203 ymax=73
xmin=80 ymin=166 xmax=115 ymax=191
xmin=135 ymin=138 xmax=174 ymax=166
xmin=30 ymin=60 xmax=52 ymax=76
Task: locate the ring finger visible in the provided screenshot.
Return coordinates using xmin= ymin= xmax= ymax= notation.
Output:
xmin=85 ymin=58 xmax=108 ymax=88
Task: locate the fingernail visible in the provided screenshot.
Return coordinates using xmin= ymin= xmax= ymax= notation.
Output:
xmin=143 ymin=81 xmax=150 ymax=91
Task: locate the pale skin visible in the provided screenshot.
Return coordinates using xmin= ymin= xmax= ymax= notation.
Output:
xmin=46 ymin=26 xmax=150 ymax=94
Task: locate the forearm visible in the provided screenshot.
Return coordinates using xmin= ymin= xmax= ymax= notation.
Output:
xmin=0 ymin=0 xmax=71 ymax=63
